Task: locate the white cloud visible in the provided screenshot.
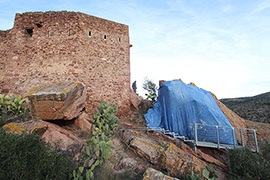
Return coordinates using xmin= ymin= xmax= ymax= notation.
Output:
xmin=253 ymin=0 xmax=270 ymax=13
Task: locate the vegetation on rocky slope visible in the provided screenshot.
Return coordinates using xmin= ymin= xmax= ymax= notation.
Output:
xmin=220 ymin=91 xmax=270 ymax=123
xmin=228 ymin=141 xmax=270 ymax=180
xmin=0 ymin=128 xmax=72 ymax=180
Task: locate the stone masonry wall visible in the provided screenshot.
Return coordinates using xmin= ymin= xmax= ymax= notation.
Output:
xmin=0 ymin=11 xmax=131 ymax=116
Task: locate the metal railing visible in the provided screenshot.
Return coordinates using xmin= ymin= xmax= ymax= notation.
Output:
xmin=194 ymin=123 xmax=259 ymax=152
xmin=125 ymin=126 xmax=186 ymax=140
xmin=115 ymin=123 xmax=259 ymax=153
xmin=114 ymin=125 xmax=190 ymax=151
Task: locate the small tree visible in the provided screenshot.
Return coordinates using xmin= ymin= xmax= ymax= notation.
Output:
xmin=142 ymin=77 xmax=158 ymax=102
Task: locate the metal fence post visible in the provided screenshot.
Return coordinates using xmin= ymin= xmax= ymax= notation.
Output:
xmin=194 ymin=123 xmax=198 ymax=153
xmin=232 ymin=127 xmax=236 ymax=148
xmin=253 ymin=130 xmax=259 ymax=153
xmin=240 ymin=128 xmax=245 ymax=148
xmin=216 ymin=126 xmax=220 ymax=148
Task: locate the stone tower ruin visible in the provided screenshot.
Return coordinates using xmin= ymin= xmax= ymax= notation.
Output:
xmin=0 ymin=11 xmax=132 ymax=115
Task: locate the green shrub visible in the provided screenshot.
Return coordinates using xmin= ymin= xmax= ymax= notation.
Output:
xmin=142 ymin=77 xmax=158 ymax=103
xmin=72 ymin=101 xmax=118 ymax=180
xmin=229 ymin=148 xmax=270 ymax=180
xmin=262 ymin=140 xmax=270 ymax=162
xmin=0 ymin=93 xmax=30 ymax=126
xmin=184 ymin=171 xmax=202 ymax=180
xmin=93 ymin=100 xmax=118 ymax=136
xmin=0 ymin=128 xmax=72 ymax=180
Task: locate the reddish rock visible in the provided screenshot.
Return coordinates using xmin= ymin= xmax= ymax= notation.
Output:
xmin=42 ymin=121 xmax=85 ymax=152
xmin=3 ymin=120 xmax=48 ymax=135
xmin=118 ymin=127 xmax=228 ymax=178
xmin=29 ymin=82 xmax=86 ymax=120
xmin=3 ymin=120 xmax=84 ymax=156
xmin=129 ymin=91 xmax=143 ymax=110
xmin=73 ymin=112 xmax=92 ymax=133
xmin=130 ymin=137 xmax=164 ymax=165
xmin=164 ymin=143 xmax=208 ymax=177
xmin=180 ymin=142 xmax=227 ymax=170
xmin=129 ymin=136 xmax=208 ymax=178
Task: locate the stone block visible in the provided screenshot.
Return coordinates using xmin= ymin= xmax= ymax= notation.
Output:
xmin=29 ymin=82 xmax=86 ymax=120
xmin=129 ymin=91 xmax=143 ymax=110
xmin=73 ymin=112 xmax=92 ymax=133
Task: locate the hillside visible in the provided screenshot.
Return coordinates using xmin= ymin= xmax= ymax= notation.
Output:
xmin=220 ymin=92 xmax=270 ymax=123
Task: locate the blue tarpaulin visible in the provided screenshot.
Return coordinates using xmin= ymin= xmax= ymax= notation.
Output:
xmin=144 ymin=80 xmax=237 ymax=145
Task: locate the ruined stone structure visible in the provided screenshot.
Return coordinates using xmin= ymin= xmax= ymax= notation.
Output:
xmin=0 ymin=11 xmax=132 ymax=115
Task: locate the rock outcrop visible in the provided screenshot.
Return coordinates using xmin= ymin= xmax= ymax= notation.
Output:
xmin=3 ymin=82 xmax=91 ymax=158
xmin=121 ymin=132 xmax=206 ymax=177
xmin=73 ymin=112 xmax=92 ymax=133
xmin=117 ymin=126 xmax=227 ymax=179
xmin=3 ymin=120 xmax=84 ymax=155
xmin=211 ymin=92 xmax=248 ymax=144
xmin=129 ymin=91 xmax=143 ymax=110
xmin=3 ymin=120 xmax=48 ymax=135
xmin=42 ymin=121 xmax=84 ymax=155
xmin=29 ymin=82 xmax=86 ymax=120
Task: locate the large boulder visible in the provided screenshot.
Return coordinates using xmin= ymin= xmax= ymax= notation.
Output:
xmin=42 ymin=121 xmax=84 ymax=155
xmin=129 ymin=136 xmax=208 ymax=177
xmin=211 ymin=92 xmax=248 ymax=144
xmin=73 ymin=112 xmax=92 ymax=133
xmin=130 ymin=137 xmax=165 ymax=166
xmin=117 ymin=128 xmax=227 ymax=178
xmin=29 ymin=82 xmax=86 ymax=120
xmin=3 ymin=120 xmax=84 ymax=157
xmin=3 ymin=120 xmax=48 ymax=135
xmin=129 ymin=91 xmax=143 ymax=110
xmin=63 ymin=112 xmax=93 ymax=134
xmin=163 ymin=143 xmax=208 ymax=177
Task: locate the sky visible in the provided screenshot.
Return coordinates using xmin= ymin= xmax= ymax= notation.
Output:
xmin=0 ymin=0 xmax=269 ymax=99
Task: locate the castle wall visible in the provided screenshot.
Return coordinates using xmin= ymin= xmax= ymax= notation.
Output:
xmin=0 ymin=11 xmax=131 ymax=115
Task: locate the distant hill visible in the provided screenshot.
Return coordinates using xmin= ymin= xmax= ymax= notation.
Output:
xmin=220 ymin=92 xmax=270 ymax=123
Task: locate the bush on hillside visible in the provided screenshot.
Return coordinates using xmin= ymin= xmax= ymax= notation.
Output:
xmin=0 ymin=128 xmax=72 ymax=180
xmin=262 ymin=140 xmax=270 ymax=162
xmin=229 ymin=147 xmax=270 ymax=180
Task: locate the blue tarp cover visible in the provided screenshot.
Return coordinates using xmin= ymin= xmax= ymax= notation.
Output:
xmin=144 ymin=80 xmax=236 ymax=145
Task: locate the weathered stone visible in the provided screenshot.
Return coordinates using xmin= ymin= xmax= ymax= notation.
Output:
xmin=129 ymin=91 xmax=143 ymax=110
xmin=3 ymin=120 xmax=84 ymax=155
xmin=42 ymin=121 xmax=84 ymax=153
xmin=29 ymin=82 xmax=86 ymax=120
xmin=164 ymin=143 xmax=207 ymax=177
xmin=118 ymin=127 xmax=228 ymax=179
xmin=180 ymin=142 xmax=227 ymax=170
xmin=3 ymin=120 xmax=48 ymax=135
xmin=130 ymin=137 xmax=165 ymax=165
xmin=73 ymin=112 xmax=92 ymax=133
xmin=114 ymin=157 xmax=143 ymax=172
xmin=128 ymin=135 xmax=208 ymax=178
xmin=143 ymin=168 xmax=179 ymax=180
